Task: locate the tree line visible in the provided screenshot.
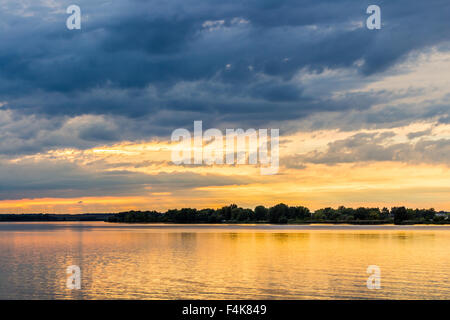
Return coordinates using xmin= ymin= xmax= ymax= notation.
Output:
xmin=107 ymin=204 xmax=448 ymax=225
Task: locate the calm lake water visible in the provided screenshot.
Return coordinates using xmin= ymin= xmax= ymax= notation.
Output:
xmin=0 ymin=222 xmax=449 ymax=299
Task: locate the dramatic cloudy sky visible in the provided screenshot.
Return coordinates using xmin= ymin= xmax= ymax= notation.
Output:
xmin=1 ymin=0 xmax=450 ymax=213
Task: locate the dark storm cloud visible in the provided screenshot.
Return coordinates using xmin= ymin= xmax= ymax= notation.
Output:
xmin=0 ymin=0 xmax=450 ymax=154
xmin=0 ymin=0 xmax=449 ymax=202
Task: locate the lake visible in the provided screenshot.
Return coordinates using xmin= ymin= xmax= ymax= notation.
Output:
xmin=0 ymin=222 xmax=449 ymax=299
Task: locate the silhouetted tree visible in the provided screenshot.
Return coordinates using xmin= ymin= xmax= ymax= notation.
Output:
xmin=288 ymin=206 xmax=310 ymax=220
xmin=381 ymin=207 xmax=390 ymax=219
xmin=102 ymin=204 xmax=445 ymax=225
xmin=268 ymin=203 xmax=289 ymax=223
xmin=254 ymin=206 xmax=268 ymax=221
xmin=355 ymin=207 xmax=370 ymax=220
xmin=392 ymin=207 xmax=408 ymax=224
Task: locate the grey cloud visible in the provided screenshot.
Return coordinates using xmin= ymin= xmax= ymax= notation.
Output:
xmin=287 ymin=131 xmax=450 ymax=166
xmin=407 ymin=129 xmax=433 ymax=140
xmin=0 ymin=0 xmax=449 ymax=159
xmin=0 ymin=158 xmax=252 ymax=200
xmin=1 ymin=1 xmax=450 ymax=119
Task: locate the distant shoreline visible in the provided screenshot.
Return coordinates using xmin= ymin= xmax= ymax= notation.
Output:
xmin=108 ymin=220 xmax=450 ymax=225
xmin=1 ymin=215 xmax=449 ymax=225
xmin=0 ymin=213 xmax=114 ymax=222
xmin=1 ymin=204 xmax=449 ymax=225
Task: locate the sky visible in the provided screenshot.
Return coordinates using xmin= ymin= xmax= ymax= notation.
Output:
xmin=1 ymin=0 xmax=450 ymax=213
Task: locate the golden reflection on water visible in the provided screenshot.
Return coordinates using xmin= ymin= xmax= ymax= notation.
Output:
xmin=0 ymin=222 xmax=449 ymax=299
